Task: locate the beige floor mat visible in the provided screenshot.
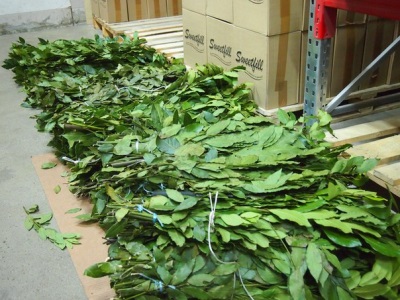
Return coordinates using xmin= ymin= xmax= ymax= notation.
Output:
xmin=32 ymin=153 xmax=114 ymax=300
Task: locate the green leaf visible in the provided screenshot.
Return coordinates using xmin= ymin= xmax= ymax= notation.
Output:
xmin=171 ymin=259 xmax=195 ymax=285
xmin=174 ymin=143 xmax=205 ymax=157
xmin=115 ymin=208 xmax=129 ymax=222
xmin=193 ymin=225 xmax=206 ymax=242
xmin=269 ymin=209 xmax=311 ymax=227
xmin=220 ymin=214 xmax=245 ymax=226
xmin=157 ymin=266 xmax=172 ymax=285
xmin=26 ymin=204 xmax=39 ymax=214
xmin=38 ymin=227 xmax=47 ymax=240
xmin=84 ymin=262 xmax=118 ymax=278
xmin=306 ymin=243 xmax=323 ymax=282
xmin=361 ymin=235 xmax=400 ymax=257
xmin=212 ymin=263 xmax=237 ymax=276
xmin=353 ymin=284 xmax=390 ymax=299
xmin=324 ymin=229 xmax=362 ymax=248
xmin=206 ymin=119 xmax=230 ymax=136
xmin=75 ymin=213 xmax=93 ymax=222
xmin=314 ymin=219 xmax=353 ymax=233
xmin=105 ymin=219 xmax=128 ymax=238
xmin=65 ymin=208 xmax=82 ymax=214
xmin=37 ymin=213 xmax=53 ymax=225
xmin=166 ymin=189 xmax=184 ymax=203
xmin=180 ymin=287 xmax=209 ymax=300
xmin=157 ymin=137 xmax=181 ymax=154
xmin=24 ymin=217 xmax=34 ymax=230
xmin=41 ymin=162 xmax=57 ymax=169
xmin=187 ymin=274 xmax=215 ymax=286
xmin=54 ymin=185 xmax=61 ymax=194
xmin=160 ymin=124 xmax=181 ymax=138
xmin=168 ymin=229 xmax=185 ymax=247
xmin=113 ymin=135 xmax=132 ymax=155
xmin=217 ymin=228 xmax=230 ymax=243
xmin=174 ymin=197 xmax=198 ymax=212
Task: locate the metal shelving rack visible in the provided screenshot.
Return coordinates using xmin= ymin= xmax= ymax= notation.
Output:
xmin=304 ymin=0 xmax=400 ymax=117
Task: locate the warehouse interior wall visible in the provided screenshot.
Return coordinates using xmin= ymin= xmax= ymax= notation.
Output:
xmin=0 ymin=0 xmax=88 ymax=35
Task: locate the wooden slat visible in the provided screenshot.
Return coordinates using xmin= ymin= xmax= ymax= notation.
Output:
xmin=367 ymin=170 xmax=400 ymax=198
xmin=145 ymin=31 xmax=183 ymax=41
xmin=125 ymin=26 xmax=183 ymax=37
xmin=373 ymin=162 xmax=400 ymax=186
xmin=152 ymin=41 xmax=183 ymax=50
xmin=344 ymin=135 xmax=400 ymax=165
xmin=326 ymin=111 xmax=400 ymax=146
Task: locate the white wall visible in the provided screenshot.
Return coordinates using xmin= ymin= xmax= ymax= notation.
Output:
xmin=0 ymin=0 xmax=71 ymax=15
xmin=0 ymin=0 xmax=88 ymax=35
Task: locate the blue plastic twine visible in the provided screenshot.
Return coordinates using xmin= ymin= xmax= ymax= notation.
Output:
xmin=136 ymin=205 xmax=163 ymax=226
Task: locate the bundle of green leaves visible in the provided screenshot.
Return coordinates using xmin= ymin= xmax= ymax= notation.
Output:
xmin=4 ymin=35 xmax=400 ymax=300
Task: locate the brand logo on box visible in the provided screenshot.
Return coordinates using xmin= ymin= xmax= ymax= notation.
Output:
xmin=209 ymin=39 xmax=232 ymax=58
xmin=249 ymin=0 xmax=264 ymax=4
xmin=236 ymin=51 xmax=264 ymax=80
xmin=185 ymin=29 xmax=205 ymax=52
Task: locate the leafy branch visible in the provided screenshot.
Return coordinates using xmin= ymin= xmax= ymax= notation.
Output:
xmin=23 ymin=204 xmax=81 ymax=250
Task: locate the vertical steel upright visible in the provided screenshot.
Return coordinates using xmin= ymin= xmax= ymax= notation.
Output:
xmin=303 ymin=0 xmax=333 ymax=117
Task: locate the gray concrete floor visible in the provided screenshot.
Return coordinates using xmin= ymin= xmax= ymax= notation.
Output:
xmin=0 ymin=24 xmax=100 ymax=300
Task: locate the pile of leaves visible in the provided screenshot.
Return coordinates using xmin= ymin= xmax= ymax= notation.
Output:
xmin=4 ymin=35 xmax=400 ymax=300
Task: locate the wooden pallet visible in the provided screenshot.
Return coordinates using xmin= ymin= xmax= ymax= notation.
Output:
xmin=326 ymin=108 xmax=400 ymax=197
xmin=258 ymin=83 xmax=400 ymax=119
xmin=93 ymin=15 xmax=183 ymax=59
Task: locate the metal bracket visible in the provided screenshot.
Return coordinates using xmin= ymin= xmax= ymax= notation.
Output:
xmin=326 ymin=35 xmax=400 ymax=113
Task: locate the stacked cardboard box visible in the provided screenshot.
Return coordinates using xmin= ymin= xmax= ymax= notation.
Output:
xmin=182 ymin=1 xmax=207 ymax=67
xmin=99 ymin=0 xmax=129 ymax=23
xmin=183 ymin=0 xmax=304 ymax=110
xmin=93 ymin=0 xmax=182 ymax=23
xmin=360 ymin=19 xmax=397 ymax=89
xmin=389 ymin=22 xmax=400 ymax=84
xmin=183 ymin=1 xmax=400 ymax=110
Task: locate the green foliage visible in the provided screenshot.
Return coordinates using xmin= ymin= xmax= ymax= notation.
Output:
xmin=23 ymin=205 xmax=81 ymax=250
xmin=5 ymin=35 xmax=400 ymax=299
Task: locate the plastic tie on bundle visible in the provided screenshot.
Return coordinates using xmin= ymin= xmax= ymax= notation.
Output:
xmin=61 ymin=156 xmax=80 ymax=164
xmin=136 ymin=204 xmax=163 ymax=227
xmin=207 ymin=192 xmax=254 ymax=300
xmin=135 ymin=273 xmax=176 ymax=292
xmin=135 ymin=140 xmax=139 ymax=153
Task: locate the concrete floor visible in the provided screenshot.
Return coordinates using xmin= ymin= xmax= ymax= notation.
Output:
xmin=0 ymin=24 xmax=99 ymax=300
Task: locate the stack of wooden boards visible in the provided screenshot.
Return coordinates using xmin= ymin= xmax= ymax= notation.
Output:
xmin=93 ymin=15 xmax=183 ymax=58
xmin=326 ymin=108 xmax=400 ymax=198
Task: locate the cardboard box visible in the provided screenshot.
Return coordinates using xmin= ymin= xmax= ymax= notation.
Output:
xmin=206 ymin=16 xmax=234 ymax=70
xmin=302 ymin=0 xmax=310 ymax=31
xmin=337 ymin=11 xmax=367 ymax=27
xmin=167 ymin=0 xmax=182 ymax=16
xmin=300 ymin=31 xmax=308 ymax=104
xmin=99 ymin=0 xmax=128 ymax=23
xmin=233 ymin=0 xmax=303 ymax=36
xmin=91 ymin=0 xmax=100 ymax=17
xmin=206 ymin=0 xmax=233 ymax=23
xmin=182 ymin=0 xmax=206 ymax=15
xmin=389 ymin=22 xmax=400 ymax=84
xmin=233 ymin=27 xmax=301 ymax=109
xmin=330 ymin=25 xmax=366 ymax=96
xmin=127 ymin=0 xmax=149 ymax=21
xmin=183 ymin=9 xmax=207 ymax=67
xmin=148 ymin=0 xmax=168 ymax=18
xmin=360 ymin=20 xmax=396 ymax=89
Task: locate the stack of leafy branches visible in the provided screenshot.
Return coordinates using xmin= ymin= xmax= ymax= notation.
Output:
xmin=4 ymin=35 xmax=400 ymax=300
